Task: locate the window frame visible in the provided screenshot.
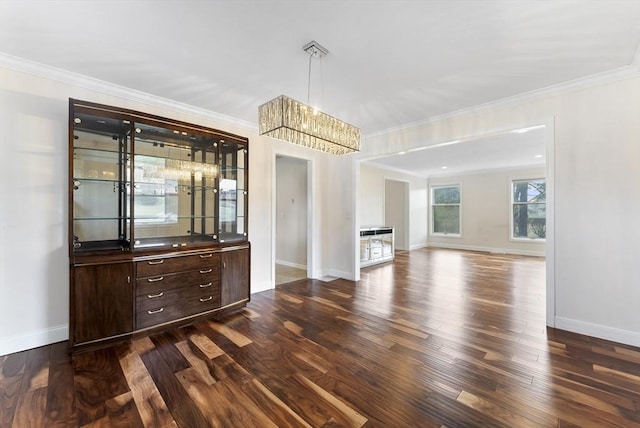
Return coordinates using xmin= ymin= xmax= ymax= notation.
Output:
xmin=430 ymin=183 xmax=462 ymax=237
xmin=510 ymin=177 xmax=546 ymax=242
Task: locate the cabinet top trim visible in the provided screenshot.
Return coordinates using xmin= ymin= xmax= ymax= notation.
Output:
xmin=73 ymin=243 xmax=251 ymax=266
xmin=70 ymin=98 xmax=249 ymax=145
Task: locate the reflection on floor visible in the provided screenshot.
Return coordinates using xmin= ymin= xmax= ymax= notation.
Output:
xmin=5 ymin=249 xmax=640 ymax=427
xmin=275 ymin=263 xmax=307 ymax=285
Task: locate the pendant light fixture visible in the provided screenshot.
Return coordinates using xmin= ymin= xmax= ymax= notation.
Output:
xmin=258 ymin=40 xmax=360 ymax=155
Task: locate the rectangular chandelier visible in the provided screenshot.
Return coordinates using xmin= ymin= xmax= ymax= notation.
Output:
xmin=258 ymin=95 xmax=360 ymax=155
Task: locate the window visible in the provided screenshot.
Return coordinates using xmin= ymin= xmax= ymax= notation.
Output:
xmin=431 ymin=185 xmax=460 ymax=235
xmin=512 ymin=178 xmax=545 ymax=240
xmin=132 ymin=156 xmax=178 ymax=224
xmin=219 ymin=178 xmax=237 ymax=223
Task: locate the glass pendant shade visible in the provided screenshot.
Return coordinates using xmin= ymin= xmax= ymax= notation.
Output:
xmin=258 ymin=95 xmax=360 ymax=155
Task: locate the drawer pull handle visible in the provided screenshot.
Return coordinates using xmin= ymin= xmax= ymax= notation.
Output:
xmin=199 ymin=253 xmax=213 ymax=258
xmin=199 ymin=268 xmax=213 ymax=274
xmin=147 ymin=276 xmax=164 ymax=282
xmin=147 ymin=308 xmax=164 ymax=315
xmin=148 ymin=292 xmax=164 ymax=299
xmin=199 ymin=296 xmax=213 ymax=302
xmin=199 ymin=282 xmax=212 ymax=288
xmin=147 ymin=260 xmax=164 ymax=265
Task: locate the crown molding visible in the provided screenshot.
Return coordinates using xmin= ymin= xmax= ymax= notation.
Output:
xmin=0 ymin=52 xmax=258 ymax=131
xmin=365 ymin=61 xmax=640 ymax=140
xmin=2 ymin=51 xmax=637 ymax=140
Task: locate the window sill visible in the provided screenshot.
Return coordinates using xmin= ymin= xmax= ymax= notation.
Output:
xmin=510 ymin=237 xmax=546 ymax=243
xmin=430 ymin=233 xmax=462 ymax=239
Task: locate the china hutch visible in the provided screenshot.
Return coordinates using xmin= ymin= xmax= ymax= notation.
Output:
xmin=69 ymin=99 xmax=250 ymax=352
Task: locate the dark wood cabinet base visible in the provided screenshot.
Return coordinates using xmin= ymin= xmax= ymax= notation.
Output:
xmin=70 ymin=244 xmax=250 ymax=354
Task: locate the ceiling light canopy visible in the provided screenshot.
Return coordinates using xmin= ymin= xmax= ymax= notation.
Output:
xmin=258 ymin=41 xmax=360 ymax=155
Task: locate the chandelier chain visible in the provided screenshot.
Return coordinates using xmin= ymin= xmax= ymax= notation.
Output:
xmin=305 ymin=43 xmax=327 ymax=108
xmin=320 ymin=55 xmax=325 ymax=110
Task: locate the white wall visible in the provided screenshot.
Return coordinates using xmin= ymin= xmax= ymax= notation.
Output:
xmin=428 ymin=167 xmax=546 ymax=256
xmin=384 ymin=179 xmax=408 ymax=250
xmin=359 ymin=164 xmax=428 ymax=250
xmin=361 ymin=73 xmax=640 ymax=347
xmin=275 ymin=156 xmax=307 ymax=268
xmin=0 ymin=58 xmax=356 ymax=355
xmin=323 ymin=155 xmax=358 ymax=279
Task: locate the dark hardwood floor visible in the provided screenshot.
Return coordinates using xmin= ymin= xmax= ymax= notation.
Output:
xmin=1 ymin=248 xmax=639 ymax=427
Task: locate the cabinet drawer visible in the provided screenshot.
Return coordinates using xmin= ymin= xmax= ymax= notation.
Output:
xmin=136 ymin=293 xmax=220 ymax=330
xmin=369 ymin=239 xmax=383 ymax=248
xmin=136 ymin=252 xmax=219 ymax=277
xmin=137 ymin=282 xmax=220 ymax=312
xmin=370 ymin=247 xmax=383 ymax=259
xmin=136 ymin=268 xmax=218 ymax=296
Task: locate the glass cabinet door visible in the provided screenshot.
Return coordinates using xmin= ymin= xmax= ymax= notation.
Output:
xmin=218 ymin=141 xmax=248 ymax=243
xmin=71 ymin=100 xmax=249 ymax=253
xmin=71 ymin=111 xmax=131 ymax=251
xmin=131 ymin=122 xmax=219 ymax=249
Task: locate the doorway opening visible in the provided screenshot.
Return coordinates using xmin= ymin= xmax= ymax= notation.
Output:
xmin=384 ymin=179 xmax=409 ymax=251
xmin=357 ymin=120 xmax=554 ymax=325
xmin=275 ymin=155 xmax=309 ymax=285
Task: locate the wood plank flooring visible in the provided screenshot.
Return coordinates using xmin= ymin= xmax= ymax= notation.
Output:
xmin=275 ymin=264 xmax=307 ymax=286
xmin=1 ymin=248 xmax=639 ymax=427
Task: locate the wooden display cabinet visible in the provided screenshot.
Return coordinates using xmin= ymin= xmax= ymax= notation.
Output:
xmin=68 ymin=99 xmax=250 ymax=352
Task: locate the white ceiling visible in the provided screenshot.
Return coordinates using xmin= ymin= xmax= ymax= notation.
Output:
xmin=366 ymin=125 xmax=546 ymax=177
xmin=1 ymin=0 xmax=639 ymax=175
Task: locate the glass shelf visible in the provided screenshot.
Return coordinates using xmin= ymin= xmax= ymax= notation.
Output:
xmin=133 ymin=234 xmax=218 ymax=249
xmin=73 ymin=178 xmax=124 ymax=185
xmin=134 ymin=215 xmax=217 ymax=221
xmin=74 ymin=216 xmax=131 ymax=221
xmin=74 ymin=145 xmax=123 ymax=156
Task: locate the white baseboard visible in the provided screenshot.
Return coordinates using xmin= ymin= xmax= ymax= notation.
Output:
xmin=312 ymin=268 xmax=356 ymax=282
xmin=328 ymin=269 xmax=356 ymax=281
xmin=427 ymin=243 xmax=545 ymax=257
xmin=275 ymin=259 xmax=307 ymax=270
xmin=251 ymin=280 xmax=275 ymax=294
xmin=409 ymin=243 xmax=428 ymax=250
xmin=0 ymin=324 xmax=68 ymax=356
xmin=554 ymin=317 xmax=640 ymax=347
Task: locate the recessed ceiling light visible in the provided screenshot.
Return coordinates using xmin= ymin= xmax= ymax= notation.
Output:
xmin=441 ymin=166 xmax=448 ymax=170
xmin=535 ymin=154 xmax=544 ymax=158
xmin=398 ymin=151 xmax=406 ymax=155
